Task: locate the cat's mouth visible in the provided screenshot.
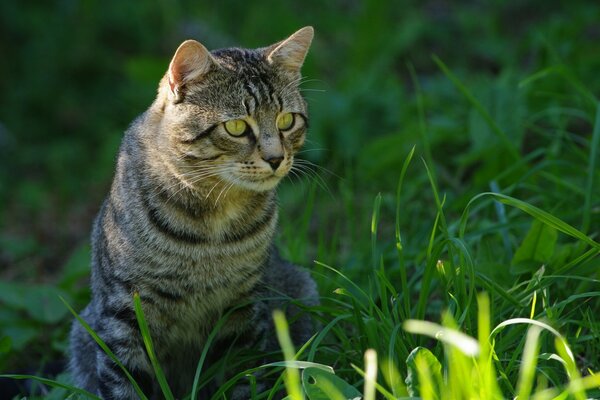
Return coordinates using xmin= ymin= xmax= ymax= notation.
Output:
xmin=228 ymin=174 xmax=283 ymax=192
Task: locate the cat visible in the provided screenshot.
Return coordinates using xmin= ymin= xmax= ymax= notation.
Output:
xmin=68 ymin=26 xmax=318 ymax=399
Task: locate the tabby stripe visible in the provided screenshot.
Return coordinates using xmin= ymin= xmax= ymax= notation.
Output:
xmin=150 ymin=285 xmax=184 ymax=301
xmin=243 ymin=81 xmax=260 ymax=108
xmin=104 ymin=305 xmax=137 ymax=327
xmin=181 ymin=124 xmax=218 ymax=144
xmin=130 ymin=368 xmax=155 ymax=395
xmin=228 ymin=200 xmax=276 ymax=242
xmin=143 ymin=190 xmax=275 ymax=245
xmin=145 ymin=200 xmax=209 ymax=244
xmin=276 ymin=95 xmax=284 ymax=112
xmin=104 ymin=358 xmax=126 ymax=376
xmin=98 ymin=369 xmax=121 ymax=386
xmin=96 ymin=243 xmax=136 ymax=295
xmin=144 ymin=267 xmax=185 ymax=283
xmin=181 ymin=153 xmax=222 ymax=162
xmin=105 ymin=338 xmax=131 ymax=352
xmin=154 ymin=185 xmax=208 ymax=219
xmin=208 ymin=134 xmax=234 ymax=152
xmin=260 ymin=74 xmax=277 ymax=104
xmin=242 ymin=98 xmax=251 ymax=115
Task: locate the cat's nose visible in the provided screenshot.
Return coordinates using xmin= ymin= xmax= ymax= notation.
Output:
xmin=263 ymin=156 xmax=283 ymax=171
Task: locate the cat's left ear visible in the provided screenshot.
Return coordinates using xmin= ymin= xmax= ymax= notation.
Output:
xmin=168 ymin=40 xmax=217 ymax=101
xmin=266 ymin=26 xmax=314 ymax=73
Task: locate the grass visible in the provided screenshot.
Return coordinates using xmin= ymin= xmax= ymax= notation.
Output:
xmin=1 ymin=1 xmax=600 ymax=399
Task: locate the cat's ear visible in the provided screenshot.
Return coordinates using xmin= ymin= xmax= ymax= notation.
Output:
xmin=266 ymin=26 xmax=314 ymax=73
xmin=168 ymin=40 xmax=216 ymax=100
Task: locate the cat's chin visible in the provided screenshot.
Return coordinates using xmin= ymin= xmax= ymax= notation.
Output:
xmin=234 ymin=176 xmax=282 ymax=192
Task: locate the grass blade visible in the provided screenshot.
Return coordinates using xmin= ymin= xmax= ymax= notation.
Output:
xmin=403 ymin=320 xmax=480 ymax=357
xmin=0 ymin=374 xmax=101 ymax=399
xmin=582 ymin=104 xmax=600 ymax=234
xmin=60 ymin=296 xmax=149 ymax=400
xmin=395 ymin=145 xmax=416 ymax=320
xmin=460 ymin=192 xmax=600 ymax=250
xmin=371 ymin=192 xmax=382 ymax=269
xmin=363 ymin=349 xmax=377 ymax=400
xmin=273 ymin=310 xmax=304 ymax=400
xmin=516 ymin=325 xmax=542 ymax=399
xmin=133 ymin=292 xmax=174 ymax=400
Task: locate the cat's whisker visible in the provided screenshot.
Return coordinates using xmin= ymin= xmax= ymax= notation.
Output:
xmin=215 ymin=178 xmax=238 ymax=206
xmin=279 ymin=76 xmax=305 ymax=94
xmin=286 ymin=168 xmax=303 ymax=187
xmin=294 ymin=158 xmax=340 ymax=179
xmin=178 ymin=168 xmax=230 ymax=179
xmin=295 ymin=148 xmax=328 ymax=155
xmin=291 ymin=163 xmax=333 ymax=198
xmin=205 ymin=179 xmax=226 ymax=200
xmin=221 ymin=177 xmax=242 ymax=204
xmin=155 ymin=168 xmax=231 ymax=206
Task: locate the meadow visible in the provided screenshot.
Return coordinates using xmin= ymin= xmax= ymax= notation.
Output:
xmin=0 ymin=1 xmax=599 ymax=398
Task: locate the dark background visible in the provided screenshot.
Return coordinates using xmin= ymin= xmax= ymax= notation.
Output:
xmin=1 ymin=0 xmax=599 ymax=394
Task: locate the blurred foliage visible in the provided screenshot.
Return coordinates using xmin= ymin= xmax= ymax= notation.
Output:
xmin=0 ymin=0 xmax=599 ymax=391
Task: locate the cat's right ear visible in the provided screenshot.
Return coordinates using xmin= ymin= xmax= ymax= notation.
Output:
xmin=168 ymin=40 xmax=216 ymax=102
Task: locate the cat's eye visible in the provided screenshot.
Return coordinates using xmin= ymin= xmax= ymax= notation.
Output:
xmin=277 ymin=113 xmax=294 ymax=131
xmin=224 ymin=119 xmax=248 ymax=136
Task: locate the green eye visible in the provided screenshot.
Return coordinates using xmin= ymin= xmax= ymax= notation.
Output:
xmin=224 ymin=119 xmax=248 ymax=136
xmin=277 ymin=112 xmax=294 ymax=131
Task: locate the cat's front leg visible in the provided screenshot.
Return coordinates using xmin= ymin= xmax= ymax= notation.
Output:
xmin=95 ymin=331 xmax=155 ymax=399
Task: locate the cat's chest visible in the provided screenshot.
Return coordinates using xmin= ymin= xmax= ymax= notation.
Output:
xmin=141 ymin=262 xmax=261 ymax=346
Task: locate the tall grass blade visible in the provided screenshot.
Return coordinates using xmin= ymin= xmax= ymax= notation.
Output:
xmin=59 ymin=296 xmax=149 ymax=400
xmin=460 ymin=192 xmax=600 ymax=250
xmin=371 ymin=192 xmax=382 ymax=269
xmin=273 ymin=310 xmax=304 ymax=400
xmin=380 ymin=356 xmax=408 ymax=398
xmin=351 ymin=361 xmax=396 ymax=400
xmin=404 ymin=320 xmax=479 ymax=357
xmin=582 ymin=104 xmax=600 ymax=234
xmin=515 ymin=325 xmax=542 ymax=399
xmin=363 ymin=349 xmax=377 ymax=400
xmin=395 ymin=145 xmax=416 ymax=320
xmin=133 ymin=292 xmax=174 ymax=400
xmin=476 ymin=293 xmax=502 ymax=399
xmin=0 ymin=374 xmax=101 ymax=399
xmin=555 ymin=338 xmax=586 ymax=400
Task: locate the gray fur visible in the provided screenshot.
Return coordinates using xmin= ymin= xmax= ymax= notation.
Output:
xmin=69 ymin=27 xmax=317 ymax=399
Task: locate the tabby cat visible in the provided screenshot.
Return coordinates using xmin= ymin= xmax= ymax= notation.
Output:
xmin=69 ymin=27 xmax=318 ymax=399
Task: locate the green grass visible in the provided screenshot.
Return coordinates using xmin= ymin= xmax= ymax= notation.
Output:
xmin=1 ymin=1 xmax=600 ymax=399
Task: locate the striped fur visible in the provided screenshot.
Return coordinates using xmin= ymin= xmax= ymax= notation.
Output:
xmin=69 ymin=27 xmax=318 ymax=399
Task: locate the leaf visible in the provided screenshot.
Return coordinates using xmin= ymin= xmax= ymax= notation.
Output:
xmin=2 ymin=325 xmax=38 ymax=350
xmin=511 ymin=220 xmax=557 ymax=274
xmin=0 ymin=336 xmax=11 ymax=353
xmin=405 ymin=347 xmax=442 ymax=397
xmin=59 ymin=243 xmax=91 ymax=288
xmin=302 ymin=367 xmax=362 ymax=400
xmin=24 ymin=285 xmax=72 ymax=323
xmin=0 ymin=281 xmax=25 ymax=308
xmin=0 ymin=281 xmax=71 ymax=323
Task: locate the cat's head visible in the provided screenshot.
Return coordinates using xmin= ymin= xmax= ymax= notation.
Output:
xmin=156 ymin=27 xmax=313 ymax=193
